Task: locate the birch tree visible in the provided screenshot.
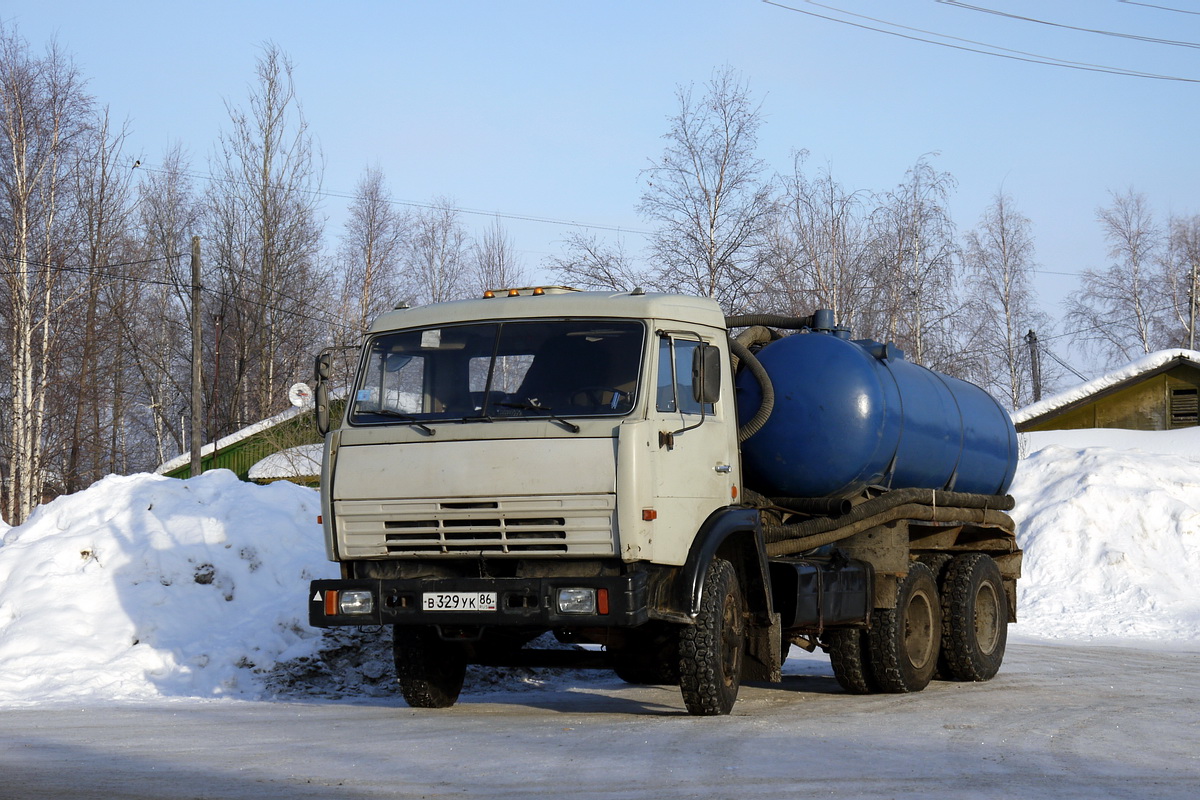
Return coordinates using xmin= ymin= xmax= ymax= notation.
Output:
xmin=402 ymin=199 xmax=470 ymax=305
xmin=204 ymin=42 xmax=324 ymax=437
xmin=639 ymin=66 xmax=774 ymax=312
xmin=1163 ymin=214 xmax=1200 ymax=350
xmin=871 ymin=157 xmax=960 ymax=369
xmin=549 ymin=231 xmax=648 ymax=292
xmin=469 ymin=216 xmax=527 ymax=296
xmin=1066 ymin=190 xmax=1164 ymax=365
xmin=961 ymin=191 xmax=1046 ymax=409
xmin=0 ymin=27 xmax=91 ymax=523
xmin=759 ymin=152 xmax=878 ymax=324
xmin=335 ymin=166 xmax=406 ymax=342
xmin=127 ymin=143 xmax=199 ymax=462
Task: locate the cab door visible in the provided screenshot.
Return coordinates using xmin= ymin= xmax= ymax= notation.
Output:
xmin=646 ymin=332 xmax=739 ymax=565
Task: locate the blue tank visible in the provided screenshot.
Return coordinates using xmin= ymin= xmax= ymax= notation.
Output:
xmin=735 ymin=331 xmax=1018 ymax=499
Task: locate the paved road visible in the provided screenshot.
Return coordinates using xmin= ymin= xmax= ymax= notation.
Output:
xmin=1 ymin=642 xmax=1197 ymax=799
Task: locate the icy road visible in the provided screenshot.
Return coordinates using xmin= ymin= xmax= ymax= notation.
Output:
xmin=2 ymin=641 xmax=1196 ymax=800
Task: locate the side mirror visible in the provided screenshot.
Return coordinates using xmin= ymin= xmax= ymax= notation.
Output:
xmin=315 ymin=382 xmax=330 ymax=435
xmin=314 ymin=352 xmax=332 ymax=382
xmin=314 ymin=351 xmax=333 ymax=435
xmin=691 ymin=344 xmax=722 ymax=405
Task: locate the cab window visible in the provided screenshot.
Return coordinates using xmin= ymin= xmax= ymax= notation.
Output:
xmin=656 ymin=337 xmax=714 ymax=416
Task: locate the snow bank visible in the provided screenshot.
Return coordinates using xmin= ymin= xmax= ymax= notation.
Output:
xmin=0 ymin=471 xmax=333 ymax=706
xmin=247 ymin=443 xmax=322 ymax=482
xmin=1011 ymin=430 xmax=1200 ymax=641
xmin=0 ymin=427 xmax=1198 ymax=707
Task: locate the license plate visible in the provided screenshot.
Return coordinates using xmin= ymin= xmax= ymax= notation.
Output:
xmin=422 ymin=592 xmax=498 ymax=612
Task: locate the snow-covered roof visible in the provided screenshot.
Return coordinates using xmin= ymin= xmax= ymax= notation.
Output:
xmin=247 ymin=443 xmax=323 ymax=481
xmin=1013 ymin=348 xmax=1200 ymax=427
xmin=155 ymin=403 xmax=309 ymax=475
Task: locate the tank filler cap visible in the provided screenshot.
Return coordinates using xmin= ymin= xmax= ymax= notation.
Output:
xmin=854 ymin=339 xmax=905 ymax=362
xmin=810 ymin=309 xmax=853 ymax=339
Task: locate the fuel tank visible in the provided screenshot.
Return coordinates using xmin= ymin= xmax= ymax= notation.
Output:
xmin=734 ymin=331 xmax=1018 ymax=499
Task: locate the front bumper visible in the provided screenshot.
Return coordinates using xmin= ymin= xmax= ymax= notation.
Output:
xmin=309 ymin=571 xmax=651 ymax=629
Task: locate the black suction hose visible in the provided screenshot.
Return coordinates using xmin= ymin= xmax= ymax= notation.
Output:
xmin=728 ymin=337 xmax=772 ymax=442
xmin=725 ymin=313 xmax=817 ymax=443
xmin=726 ymin=313 xmax=816 ymax=331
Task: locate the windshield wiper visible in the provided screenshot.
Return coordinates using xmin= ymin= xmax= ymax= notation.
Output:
xmin=495 ymin=399 xmax=581 ymax=433
xmin=369 ymin=409 xmax=436 ymax=436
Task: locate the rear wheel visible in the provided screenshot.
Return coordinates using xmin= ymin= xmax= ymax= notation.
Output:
xmin=393 ymin=626 xmax=467 ymax=708
xmin=940 ymin=554 xmax=1008 ymax=681
xmin=826 ymin=628 xmax=878 ymax=694
xmin=868 ymin=563 xmax=941 ymax=693
xmin=679 ymin=558 xmax=745 ymax=716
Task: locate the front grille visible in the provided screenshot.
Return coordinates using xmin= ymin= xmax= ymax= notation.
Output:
xmin=336 ymin=495 xmax=615 ymax=557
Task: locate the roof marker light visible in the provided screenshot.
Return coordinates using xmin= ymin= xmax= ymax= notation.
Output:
xmin=508 ymin=288 xmax=521 ymax=297
xmin=532 ymin=287 xmax=545 ymax=296
xmin=483 ymin=290 xmax=496 ymax=299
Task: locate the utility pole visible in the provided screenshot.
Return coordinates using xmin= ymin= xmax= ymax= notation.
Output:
xmin=1189 ymin=259 xmax=1197 ymax=351
xmin=190 ymin=236 xmax=203 ymax=477
xmin=1026 ymin=329 xmax=1042 ymax=403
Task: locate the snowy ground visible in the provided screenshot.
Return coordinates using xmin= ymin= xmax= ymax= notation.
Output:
xmin=1 ymin=642 xmax=1196 ymax=799
xmin=1 ymin=427 xmax=1198 ymax=797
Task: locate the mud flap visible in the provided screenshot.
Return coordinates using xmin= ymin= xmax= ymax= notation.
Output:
xmin=743 ymin=611 xmax=783 ymax=682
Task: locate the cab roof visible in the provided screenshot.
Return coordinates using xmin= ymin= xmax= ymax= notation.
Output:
xmin=367 ymin=290 xmax=728 ymax=333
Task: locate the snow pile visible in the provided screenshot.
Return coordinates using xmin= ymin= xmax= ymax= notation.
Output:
xmin=0 ymin=427 xmax=1198 ymax=708
xmin=247 ymin=443 xmax=322 ymax=482
xmin=1011 ymin=429 xmax=1200 ymax=641
xmin=0 ymin=471 xmax=333 ymax=706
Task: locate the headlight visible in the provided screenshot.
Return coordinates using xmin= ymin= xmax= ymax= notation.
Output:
xmin=337 ymin=589 xmax=375 ymax=615
xmin=556 ymin=588 xmax=597 ymax=614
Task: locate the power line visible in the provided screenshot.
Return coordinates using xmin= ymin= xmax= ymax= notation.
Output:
xmin=1119 ymin=1 xmax=1200 ymax=16
xmin=938 ymin=1 xmax=1200 ymax=49
xmin=1038 ymin=341 xmax=1089 ymax=381
xmin=131 ymin=160 xmax=651 ymax=237
xmin=762 ymin=0 xmax=1200 ymax=83
xmin=2 ymin=252 xmax=346 ymax=329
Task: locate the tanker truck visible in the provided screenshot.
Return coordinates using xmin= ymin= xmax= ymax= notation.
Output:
xmin=308 ymin=287 xmax=1021 ymax=715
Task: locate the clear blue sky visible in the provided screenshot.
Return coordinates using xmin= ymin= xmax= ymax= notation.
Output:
xmin=6 ymin=1 xmax=1199 ymax=374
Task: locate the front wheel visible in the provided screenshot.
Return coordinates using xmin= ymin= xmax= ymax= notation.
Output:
xmin=679 ymin=558 xmax=745 ymax=715
xmin=393 ymin=626 xmax=467 ymax=708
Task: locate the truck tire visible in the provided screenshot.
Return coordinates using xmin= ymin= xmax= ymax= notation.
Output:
xmin=393 ymin=626 xmax=467 ymax=708
xmin=917 ymin=552 xmax=953 ymax=583
xmin=939 ymin=553 xmax=1007 ymax=681
xmin=826 ymin=628 xmax=878 ymax=694
xmin=868 ymin=562 xmax=941 ymax=693
xmin=679 ymin=558 xmax=745 ymax=715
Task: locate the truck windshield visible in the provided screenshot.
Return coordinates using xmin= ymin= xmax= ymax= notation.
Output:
xmin=350 ymin=319 xmax=644 ymax=425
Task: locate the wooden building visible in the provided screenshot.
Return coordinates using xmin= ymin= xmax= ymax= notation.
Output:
xmin=156 ymin=404 xmax=322 ymax=482
xmin=1013 ymin=350 xmax=1200 ymax=433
